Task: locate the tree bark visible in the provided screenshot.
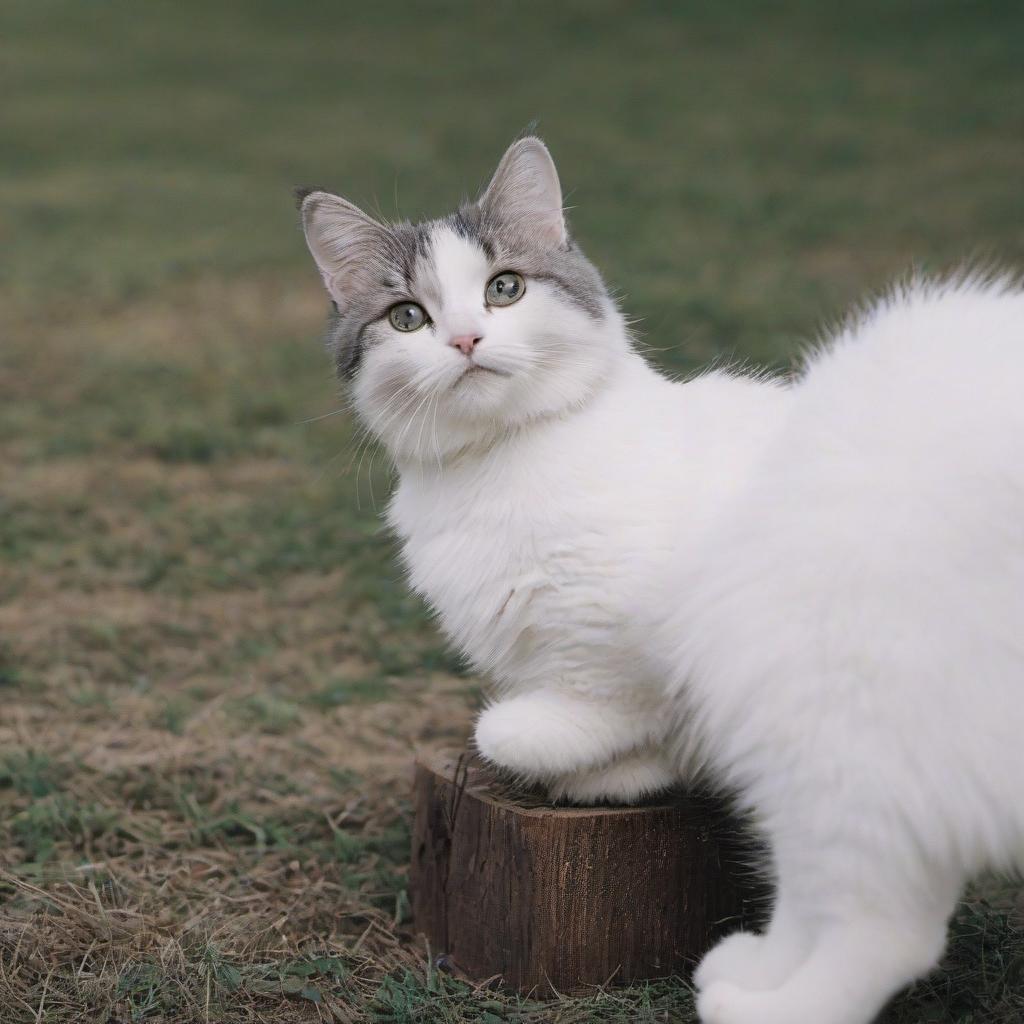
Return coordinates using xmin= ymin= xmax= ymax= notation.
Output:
xmin=410 ymin=748 xmax=766 ymax=995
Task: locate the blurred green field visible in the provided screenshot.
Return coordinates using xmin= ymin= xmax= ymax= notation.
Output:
xmin=2 ymin=2 xmax=1023 ymax=1022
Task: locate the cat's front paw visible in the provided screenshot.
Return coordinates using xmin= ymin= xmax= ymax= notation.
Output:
xmin=474 ymin=692 xmax=635 ymax=778
xmin=475 ymin=700 xmax=581 ymax=777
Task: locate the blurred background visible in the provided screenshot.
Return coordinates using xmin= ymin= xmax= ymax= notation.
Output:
xmin=2 ymin=3 xmax=1023 ymax=1021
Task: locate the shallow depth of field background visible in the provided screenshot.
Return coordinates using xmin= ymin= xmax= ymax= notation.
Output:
xmin=2 ymin=3 xmax=1024 ymax=1022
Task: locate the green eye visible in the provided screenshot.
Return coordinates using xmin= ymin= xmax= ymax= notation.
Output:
xmin=389 ymin=302 xmax=428 ymax=332
xmin=485 ymin=271 xmax=525 ymax=307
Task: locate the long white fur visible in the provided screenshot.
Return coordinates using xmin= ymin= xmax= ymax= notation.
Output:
xmin=303 ymin=142 xmax=1024 ymax=1024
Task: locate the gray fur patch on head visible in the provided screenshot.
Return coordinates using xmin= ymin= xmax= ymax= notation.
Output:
xmin=319 ymin=221 xmax=427 ymax=379
xmin=300 ymin=137 xmax=609 ymax=379
xmin=427 ymin=203 xmax=607 ymax=322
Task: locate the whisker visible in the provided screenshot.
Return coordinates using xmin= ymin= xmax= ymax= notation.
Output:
xmin=394 ymin=387 xmax=438 ymax=458
xmin=299 ymin=406 xmax=349 ymax=425
xmin=431 ymin=391 xmax=443 ymax=472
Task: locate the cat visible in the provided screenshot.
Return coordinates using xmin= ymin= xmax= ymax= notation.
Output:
xmin=297 ymin=137 xmax=1024 ymax=1024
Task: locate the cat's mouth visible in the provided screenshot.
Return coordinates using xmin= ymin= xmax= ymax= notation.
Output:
xmin=454 ymin=363 xmax=511 ymax=386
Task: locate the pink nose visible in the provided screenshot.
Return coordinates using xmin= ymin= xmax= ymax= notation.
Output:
xmin=449 ymin=334 xmax=482 ymax=356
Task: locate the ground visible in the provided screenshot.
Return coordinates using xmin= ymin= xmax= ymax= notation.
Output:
xmin=2 ymin=2 xmax=1024 ymax=1021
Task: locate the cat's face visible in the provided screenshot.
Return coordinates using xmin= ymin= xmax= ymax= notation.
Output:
xmin=299 ymin=138 xmax=627 ymax=461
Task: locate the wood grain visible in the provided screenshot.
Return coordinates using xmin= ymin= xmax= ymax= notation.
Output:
xmin=410 ymin=749 xmax=766 ymax=995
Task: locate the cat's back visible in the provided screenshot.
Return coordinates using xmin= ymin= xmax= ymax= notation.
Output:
xmin=793 ymin=277 xmax=1024 ymax=478
xmin=729 ymin=276 xmax=1024 ymax=615
xmin=685 ymin=278 xmax=1024 ymax=590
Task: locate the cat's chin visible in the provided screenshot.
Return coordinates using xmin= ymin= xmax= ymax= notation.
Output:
xmin=438 ymin=367 xmax=529 ymax=421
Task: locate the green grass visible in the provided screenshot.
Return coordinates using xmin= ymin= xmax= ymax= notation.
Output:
xmin=2 ymin=1 xmax=1023 ymax=1021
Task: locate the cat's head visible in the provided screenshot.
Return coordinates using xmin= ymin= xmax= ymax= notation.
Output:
xmin=298 ymin=137 xmax=628 ymax=462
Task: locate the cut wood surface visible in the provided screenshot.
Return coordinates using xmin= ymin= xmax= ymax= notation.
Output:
xmin=410 ymin=749 xmax=766 ymax=995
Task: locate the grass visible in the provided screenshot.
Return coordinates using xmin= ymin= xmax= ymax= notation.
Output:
xmin=2 ymin=1 xmax=1023 ymax=1020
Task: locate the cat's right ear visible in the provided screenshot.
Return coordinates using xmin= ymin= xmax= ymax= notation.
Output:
xmin=297 ymin=188 xmax=390 ymax=307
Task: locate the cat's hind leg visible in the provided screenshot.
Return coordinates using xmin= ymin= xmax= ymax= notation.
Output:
xmin=696 ymin=901 xmax=951 ymax=1024
xmin=474 ymin=690 xmax=656 ymax=780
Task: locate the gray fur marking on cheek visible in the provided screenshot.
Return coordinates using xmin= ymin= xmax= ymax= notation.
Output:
xmin=325 ymin=302 xmax=361 ymax=379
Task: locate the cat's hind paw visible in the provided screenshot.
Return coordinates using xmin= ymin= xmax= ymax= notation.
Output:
xmin=696 ymin=926 xmax=812 ymax=995
xmin=696 ymin=981 xmax=754 ymax=1024
xmin=694 ymin=932 xmax=765 ymax=992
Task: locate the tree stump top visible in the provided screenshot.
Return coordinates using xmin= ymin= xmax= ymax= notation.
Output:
xmin=419 ymin=748 xmax=686 ymax=817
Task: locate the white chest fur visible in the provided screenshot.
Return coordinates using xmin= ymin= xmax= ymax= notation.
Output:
xmin=386 ymin=360 xmax=788 ymax=698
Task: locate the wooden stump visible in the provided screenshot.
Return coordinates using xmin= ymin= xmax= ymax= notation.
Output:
xmin=410 ymin=749 xmax=765 ymax=995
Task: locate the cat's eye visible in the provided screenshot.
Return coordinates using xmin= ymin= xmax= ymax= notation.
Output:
xmin=485 ymin=272 xmax=525 ymax=307
xmin=389 ymin=302 xmax=428 ymax=332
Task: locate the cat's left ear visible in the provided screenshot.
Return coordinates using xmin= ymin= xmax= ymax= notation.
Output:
xmin=479 ymin=137 xmax=567 ymax=248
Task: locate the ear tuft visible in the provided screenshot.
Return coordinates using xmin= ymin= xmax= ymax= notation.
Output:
xmin=293 ymin=184 xmax=324 ymax=210
xmin=479 ymin=137 xmax=566 ymax=248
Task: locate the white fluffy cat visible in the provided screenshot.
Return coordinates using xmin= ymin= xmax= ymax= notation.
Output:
xmin=298 ymin=137 xmax=1024 ymax=1024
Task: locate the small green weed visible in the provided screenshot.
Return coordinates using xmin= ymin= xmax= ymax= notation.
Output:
xmin=309 ymin=675 xmax=394 ymax=709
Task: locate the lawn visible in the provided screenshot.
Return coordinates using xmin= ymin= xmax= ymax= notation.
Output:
xmin=2 ymin=1 xmax=1023 ymax=1021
